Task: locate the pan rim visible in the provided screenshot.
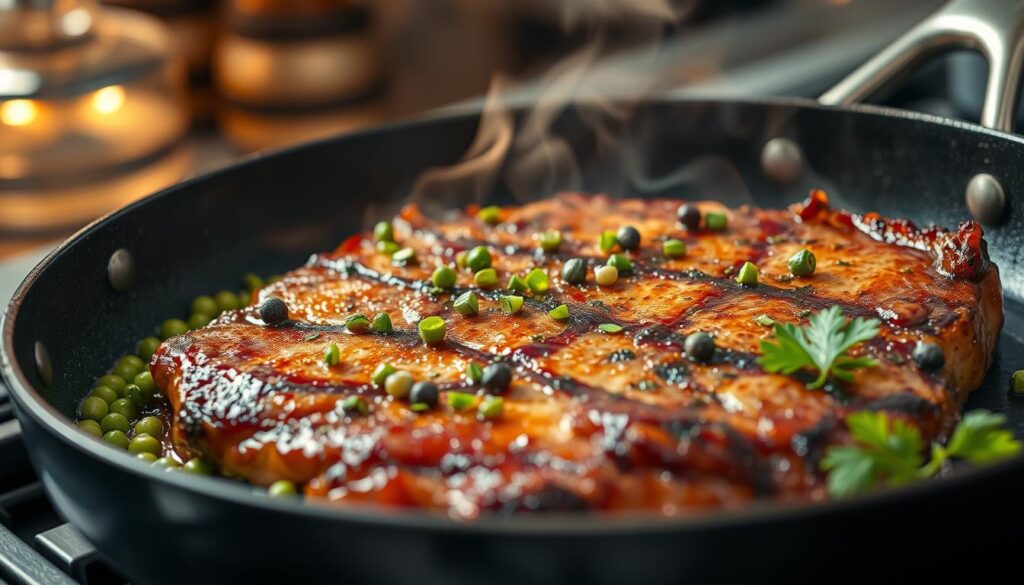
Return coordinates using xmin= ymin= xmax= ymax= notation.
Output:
xmin=3 ymin=94 xmax=1023 ymax=536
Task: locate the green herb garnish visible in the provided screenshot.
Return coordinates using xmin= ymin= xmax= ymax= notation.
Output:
xmin=506 ymin=274 xmax=528 ymax=293
xmin=323 ymin=343 xmax=340 ymax=366
xmin=448 ymin=392 xmax=475 ymax=411
xmin=757 ymin=305 xmax=879 ymax=389
xmin=599 ymin=230 xmax=618 ymax=254
xmin=753 ymin=314 xmax=775 ymax=327
xmin=466 ymin=362 xmax=483 ymax=384
xmin=598 ymin=323 xmax=623 ymax=334
xmin=821 ymin=410 xmax=1021 ymax=498
xmin=548 ymin=304 xmax=570 ymax=321
xmin=525 ymin=268 xmax=549 ymax=294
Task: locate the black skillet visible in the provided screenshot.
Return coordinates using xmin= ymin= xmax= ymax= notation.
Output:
xmin=5 ymin=2 xmax=1024 ymax=583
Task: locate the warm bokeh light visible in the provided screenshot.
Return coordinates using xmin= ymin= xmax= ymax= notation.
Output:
xmin=92 ymin=85 xmax=126 ymax=115
xmin=0 ymin=100 xmax=39 ymax=127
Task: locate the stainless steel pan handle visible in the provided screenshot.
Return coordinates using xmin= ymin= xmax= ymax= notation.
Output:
xmin=820 ymin=0 xmax=1024 ymax=133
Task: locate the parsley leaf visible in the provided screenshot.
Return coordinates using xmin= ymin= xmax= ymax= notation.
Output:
xmin=821 ymin=409 xmax=1022 ymax=498
xmin=757 ymin=305 xmax=880 ymax=389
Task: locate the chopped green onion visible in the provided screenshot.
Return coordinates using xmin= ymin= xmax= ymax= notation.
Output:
xmin=500 ymin=295 xmax=524 ymax=315
xmin=453 ymin=291 xmax=479 ymax=316
xmin=466 ymin=362 xmax=483 ymax=384
xmin=344 ymin=314 xmax=371 ymax=333
xmin=477 ymin=206 xmax=502 ymax=225
xmin=599 ymin=230 xmax=618 ymax=254
xmin=538 ymin=230 xmax=562 ymax=253
xmin=418 ymin=316 xmax=446 ymax=344
xmin=598 ymin=323 xmax=624 ymax=334
xmin=705 ymin=212 xmax=728 ymax=231
xmin=788 ymin=249 xmax=817 ymax=277
xmin=735 ymin=261 xmax=759 ymax=286
xmin=370 ymin=312 xmax=394 ymax=334
xmin=594 ymin=265 xmax=618 ymax=287
xmin=506 ymin=274 xmax=528 ymax=293
xmin=432 ymin=265 xmax=457 ymax=289
xmin=371 ymin=362 xmax=396 ymax=386
xmin=376 ymin=240 xmax=400 ymax=256
xmin=467 ymin=246 xmax=492 ymax=272
xmin=323 ymin=343 xmax=340 ymax=366
xmin=448 ymin=392 xmax=475 ymax=411
xmin=341 ymin=395 xmax=369 ymax=416
xmin=478 ymin=396 xmax=504 ymax=420
xmin=663 ymin=239 xmax=686 ymax=258
xmin=373 ymin=221 xmax=394 ymax=242
xmin=392 ymin=247 xmax=416 ymax=265
xmin=754 ymin=314 xmax=775 ymax=327
xmin=474 ymin=268 xmax=498 ymax=288
xmin=606 ymin=254 xmax=633 ymax=275
xmin=525 ymin=268 xmax=550 ymax=294
xmin=410 ymin=403 xmax=430 ymax=412
xmin=548 ymin=304 xmax=570 ymax=321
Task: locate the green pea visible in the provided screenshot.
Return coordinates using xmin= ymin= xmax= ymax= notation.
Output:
xmin=466 ymin=246 xmax=492 ymax=272
xmin=499 ymin=295 xmax=524 ymax=315
xmin=418 ymin=316 xmax=446 ymax=344
xmin=788 ymin=249 xmax=816 ymax=277
xmin=595 ymin=265 xmax=618 ymax=287
xmin=188 ymin=313 xmax=211 ymax=330
xmin=80 ymin=397 xmax=108 ymax=422
xmin=474 ymin=268 xmax=498 ymax=288
xmin=243 ymin=272 xmax=264 ymax=291
xmin=109 ymin=398 xmax=138 ymax=420
xmin=98 ymin=374 xmax=127 ymax=395
xmin=455 ymin=251 xmax=468 ymax=270
xmin=344 ymin=314 xmax=371 ymax=333
xmin=214 ymin=290 xmax=240 ymax=313
xmin=89 ymin=385 xmax=118 ymax=405
xmin=133 ymin=371 xmax=156 ymax=395
xmin=705 ymin=212 xmax=728 ymax=231
xmin=153 ymin=457 xmax=180 ymax=470
xmin=432 ymin=265 xmax=457 ymax=289
xmin=128 ymin=434 xmax=162 ymax=456
xmin=663 ymin=239 xmax=686 ymax=258
xmin=160 ymin=319 xmax=189 ymax=340
xmin=77 ymin=419 xmax=102 ymax=437
xmin=112 ymin=361 xmax=141 ymax=382
xmin=135 ymin=416 xmax=164 ymax=437
xmin=124 ymin=384 xmax=147 ymax=407
xmin=101 ymin=412 xmax=130 ymax=434
xmin=370 ymin=312 xmax=394 ymax=334
xmin=268 ymin=480 xmax=298 ymax=497
xmin=102 ymin=430 xmax=129 ymax=449
xmin=183 ymin=458 xmax=214 ymax=475
xmin=117 ymin=355 xmax=145 ymax=372
xmin=477 ymin=206 xmax=502 ymax=225
xmin=548 ymin=304 xmax=570 ymax=321
xmin=137 ymin=337 xmax=161 ymax=361
xmin=735 ymin=261 xmax=759 ymax=286
xmin=191 ymin=295 xmax=218 ymax=317
xmin=371 ymin=362 xmax=396 ymax=386
xmin=136 ymin=452 xmax=158 ymax=463
xmin=453 ymin=291 xmax=478 ymax=316
xmin=373 ymin=221 xmax=394 ymax=242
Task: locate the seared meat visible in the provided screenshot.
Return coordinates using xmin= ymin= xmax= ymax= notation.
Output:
xmin=151 ymin=191 xmax=1002 ymax=518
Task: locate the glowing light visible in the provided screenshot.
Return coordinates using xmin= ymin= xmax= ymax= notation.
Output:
xmin=92 ymin=85 xmax=126 ymax=115
xmin=0 ymin=100 xmax=38 ymax=127
xmin=61 ymin=7 xmax=93 ymax=37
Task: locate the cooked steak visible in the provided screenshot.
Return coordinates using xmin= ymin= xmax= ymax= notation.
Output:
xmin=151 ymin=191 xmax=1002 ymax=518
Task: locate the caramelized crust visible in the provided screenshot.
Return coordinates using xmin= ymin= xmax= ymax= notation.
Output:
xmin=151 ymin=192 xmax=1002 ymax=518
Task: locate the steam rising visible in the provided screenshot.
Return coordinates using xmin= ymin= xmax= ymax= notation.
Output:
xmin=408 ymin=0 xmax=752 ymax=214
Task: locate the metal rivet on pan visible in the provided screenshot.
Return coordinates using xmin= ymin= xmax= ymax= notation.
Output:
xmin=966 ymin=173 xmax=1006 ymax=225
xmin=107 ymin=248 xmax=134 ymax=292
xmin=761 ymin=137 xmax=804 ymax=184
xmin=34 ymin=342 xmax=52 ymax=387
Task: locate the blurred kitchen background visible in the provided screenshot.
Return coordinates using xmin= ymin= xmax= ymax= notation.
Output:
xmin=0 ymin=0 xmax=982 ymax=273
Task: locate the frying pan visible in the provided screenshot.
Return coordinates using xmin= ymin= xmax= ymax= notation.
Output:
xmin=5 ymin=1 xmax=1024 ymax=583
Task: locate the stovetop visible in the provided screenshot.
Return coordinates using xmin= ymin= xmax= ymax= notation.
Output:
xmin=0 ymin=2 xmax=991 ymax=582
